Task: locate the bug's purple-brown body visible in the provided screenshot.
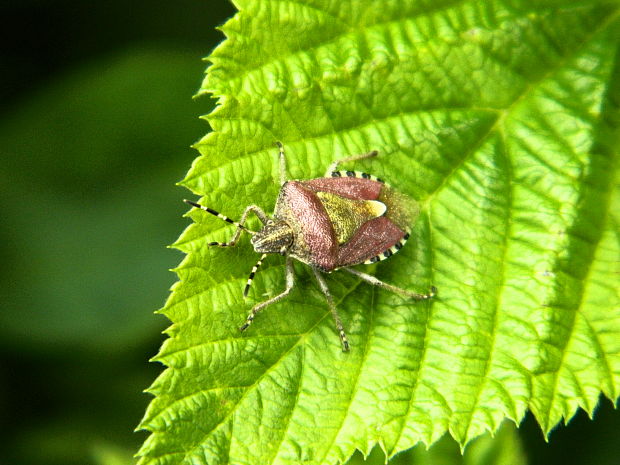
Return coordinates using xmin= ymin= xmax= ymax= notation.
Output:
xmin=185 ymin=143 xmax=435 ymax=351
xmin=276 ymin=178 xmax=408 ymax=271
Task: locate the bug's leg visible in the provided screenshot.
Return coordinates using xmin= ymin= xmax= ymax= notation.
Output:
xmin=325 ymin=150 xmax=379 ymax=177
xmin=240 ymin=257 xmax=295 ymax=331
xmin=185 ymin=200 xmax=268 ymax=247
xmin=343 ymin=267 xmax=436 ymax=300
xmin=243 ymin=253 xmax=267 ymax=297
xmin=276 ymin=141 xmax=288 ymax=186
xmin=312 ymin=268 xmax=350 ymax=352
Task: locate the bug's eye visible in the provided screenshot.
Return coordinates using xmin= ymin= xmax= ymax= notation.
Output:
xmin=267 ymin=220 xmax=275 ymax=226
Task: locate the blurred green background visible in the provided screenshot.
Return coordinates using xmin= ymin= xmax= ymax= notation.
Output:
xmin=0 ymin=1 xmax=617 ymax=464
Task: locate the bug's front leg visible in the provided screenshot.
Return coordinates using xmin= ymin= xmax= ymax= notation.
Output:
xmin=240 ymin=256 xmax=295 ymax=331
xmin=312 ymin=268 xmax=349 ymax=352
xmin=343 ymin=267 xmax=436 ymax=300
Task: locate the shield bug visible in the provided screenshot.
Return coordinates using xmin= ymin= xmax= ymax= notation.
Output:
xmin=185 ymin=142 xmax=435 ymax=351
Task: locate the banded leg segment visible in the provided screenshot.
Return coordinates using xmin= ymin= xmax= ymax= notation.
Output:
xmin=325 ymin=150 xmax=379 ymax=177
xmin=343 ymin=267 xmax=436 ymax=300
xmin=313 ymin=268 xmax=350 ymax=352
xmin=240 ymin=257 xmax=295 ymax=332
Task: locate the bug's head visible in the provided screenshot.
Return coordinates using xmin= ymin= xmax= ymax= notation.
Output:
xmin=251 ymin=220 xmax=293 ymax=255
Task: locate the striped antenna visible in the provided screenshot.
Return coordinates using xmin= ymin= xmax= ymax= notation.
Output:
xmin=184 ymin=200 xmax=253 ymax=234
xmin=244 ymin=253 xmax=268 ymax=297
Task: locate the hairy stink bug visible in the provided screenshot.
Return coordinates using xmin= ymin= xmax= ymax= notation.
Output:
xmin=185 ymin=142 xmax=435 ymax=351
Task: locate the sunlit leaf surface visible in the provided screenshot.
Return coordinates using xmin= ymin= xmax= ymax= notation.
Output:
xmin=138 ymin=1 xmax=620 ymax=464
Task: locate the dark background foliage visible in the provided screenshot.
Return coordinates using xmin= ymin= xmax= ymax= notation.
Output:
xmin=0 ymin=1 xmax=616 ymax=464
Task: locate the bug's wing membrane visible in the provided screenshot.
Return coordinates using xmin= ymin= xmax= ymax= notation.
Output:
xmin=378 ymin=184 xmax=420 ymax=232
xmin=336 ymin=217 xmax=407 ymax=267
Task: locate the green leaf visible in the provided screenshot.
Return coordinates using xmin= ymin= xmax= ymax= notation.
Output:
xmin=347 ymin=420 xmax=526 ymax=465
xmin=138 ymin=1 xmax=620 ymax=464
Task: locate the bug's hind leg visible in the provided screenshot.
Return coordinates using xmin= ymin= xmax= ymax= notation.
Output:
xmin=343 ymin=267 xmax=436 ymax=300
xmin=240 ymin=257 xmax=295 ymax=331
xmin=312 ymin=268 xmax=350 ymax=352
xmin=325 ymin=150 xmax=379 ymax=177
